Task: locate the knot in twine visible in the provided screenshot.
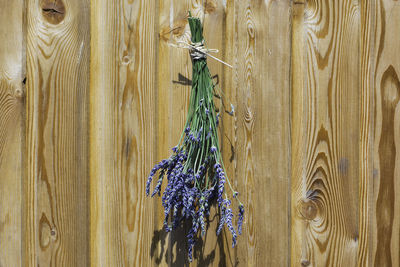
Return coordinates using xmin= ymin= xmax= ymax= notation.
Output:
xmin=189 ymin=40 xmax=216 ymax=60
xmin=169 ymin=40 xmax=233 ymax=68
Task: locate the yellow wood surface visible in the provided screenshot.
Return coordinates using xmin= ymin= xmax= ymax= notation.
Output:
xmin=90 ymin=0 xmax=157 ymax=266
xmin=1 ymin=0 xmax=400 ymax=266
xmin=291 ymin=0 xmax=360 ymax=266
xmin=0 ymin=1 xmax=24 ymax=266
xmin=370 ymin=0 xmax=400 ymax=266
xmin=25 ymin=0 xmax=90 ymax=265
xmin=234 ymin=1 xmax=291 ymax=266
xmin=358 ymin=0 xmax=374 ymax=265
xmin=157 ymin=0 xmax=192 ymax=265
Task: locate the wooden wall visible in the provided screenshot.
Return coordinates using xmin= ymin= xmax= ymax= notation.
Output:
xmin=0 ymin=0 xmax=399 ymax=266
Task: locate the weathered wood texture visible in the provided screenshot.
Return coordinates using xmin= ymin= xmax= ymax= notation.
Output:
xmin=0 ymin=1 xmax=24 ymax=266
xmin=90 ymin=0 xmax=158 ymax=266
xmin=370 ymin=0 xmax=400 ymax=266
xmin=234 ymin=1 xmax=291 ymax=266
xmin=358 ymin=0 xmax=374 ymax=265
xmin=292 ymin=0 xmax=400 ymax=266
xmin=157 ymin=1 xmax=191 ymax=265
xmin=25 ymin=0 xmax=90 ymax=266
xmin=89 ymin=0 xmax=291 ymax=266
xmin=291 ymin=0 xmax=361 ymax=266
xmin=2 ymin=0 xmax=400 ymax=266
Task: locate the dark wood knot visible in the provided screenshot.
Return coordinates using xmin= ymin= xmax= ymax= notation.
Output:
xmin=41 ymin=0 xmax=66 ymax=24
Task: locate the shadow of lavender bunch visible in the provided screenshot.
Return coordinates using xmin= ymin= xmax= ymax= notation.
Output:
xmin=150 ymin=209 xmax=241 ymax=266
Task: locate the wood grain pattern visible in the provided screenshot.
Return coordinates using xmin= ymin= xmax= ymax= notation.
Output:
xmin=157 ymin=0 xmax=191 ymax=265
xmin=90 ymin=0 xmax=158 ymax=266
xmin=1 ymin=0 xmax=400 ymax=266
xmin=358 ymin=0 xmax=375 ymax=265
xmin=25 ymin=0 xmax=90 ymax=265
xmin=235 ymin=1 xmax=291 ymax=266
xmin=201 ymin=1 xmax=236 ymax=266
xmin=220 ymin=0 xmax=239 ymax=264
xmin=371 ymin=0 xmax=400 ymax=266
xmin=0 ymin=1 xmax=24 ymax=265
xmin=156 ymin=1 xmax=234 ymax=265
xmin=291 ymin=0 xmax=360 ymax=266
xmin=291 ymin=1 xmax=307 ymax=265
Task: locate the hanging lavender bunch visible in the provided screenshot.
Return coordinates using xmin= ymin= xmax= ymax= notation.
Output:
xmin=146 ymin=14 xmax=244 ymax=262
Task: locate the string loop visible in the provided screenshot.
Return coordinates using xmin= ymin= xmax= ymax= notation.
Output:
xmin=168 ymin=40 xmax=233 ymax=68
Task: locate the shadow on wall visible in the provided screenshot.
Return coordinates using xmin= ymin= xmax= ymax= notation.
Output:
xmin=150 ymin=212 xmax=237 ymax=267
xmin=172 ymin=73 xmax=219 ymax=87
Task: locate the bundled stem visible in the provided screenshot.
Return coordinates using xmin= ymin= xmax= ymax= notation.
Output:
xmin=146 ymin=14 xmax=244 ymax=262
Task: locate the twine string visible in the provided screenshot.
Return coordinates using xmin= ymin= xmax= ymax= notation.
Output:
xmin=169 ymin=40 xmax=233 ymax=68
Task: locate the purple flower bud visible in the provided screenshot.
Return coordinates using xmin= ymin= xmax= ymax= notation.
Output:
xmin=199 ymin=196 xmax=206 ymax=236
xmin=223 ymin=199 xmax=237 ymax=247
xmin=218 ymin=174 xmax=225 ymax=204
xmin=145 ymin=176 xmax=152 ymax=196
xmin=217 ymin=204 xmax=226 ymax=235
xmin=197 ymin=127 xmax=203 ymax=141
xmin=187 ymin=216 xmax=199 ymax=262
xmin=189 ymin=133 xmax=196 ymax=142
xmin=151 ymin=173 xmax=164 ymax=197
xmin=185 ymin=174 xmax=194 ymax=183
xmin=206 ymin=129 xmax=212 ymax=140
xmin=238 ymin=204 xmax=245 ymax=235
xmin=210 ymin=146 xmax=217 ymax=153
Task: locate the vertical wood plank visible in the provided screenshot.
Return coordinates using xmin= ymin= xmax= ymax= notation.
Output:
xmin=358 ymin=0 xmax=375 ymax=265
xmin=156 ymin=1 xmax=235 ymax=265
xmin=157 ymin=0 xmax=191 ymax=265
xmin=25 ymin=0 xmax=90 ymax=265
xmin=0 ymin=0 xmax=24 ymax=266
xmin=201 ymin=1 xmax=236 ymax=266
xmin=157 ymin=0 xmax=233 ymax=266
xmin=370 ymin=0 xmax=400 ymax=266
xmin=291 ymin=1 xmax=306 ymax=265
xmin=220 ymin=0 xmax=239 ymax=265
xmin=194 ymin=1 xmax=238 ymax=266
xmin=235 ymin=0 xmax=291 ymax=266
xmin=90 ymin=0 xmax=158 ymax=266
xmin=154 ymin=1 xmax=173 ymax=264
xmin=291 ymin=0 xmax=360 ymax=266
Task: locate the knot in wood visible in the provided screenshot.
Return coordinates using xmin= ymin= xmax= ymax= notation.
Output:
xmin=41 ymin=0 xmax=65 ymax=24
xmin=244 ymin=107 xmax=253 ymax=123
xmin=298 ymin=198 xmax=318 ymax=220
xmin=204 ymin=1 xmax=217 ymax=14
xmin=14 ymin=87 xmax=23 ymax=99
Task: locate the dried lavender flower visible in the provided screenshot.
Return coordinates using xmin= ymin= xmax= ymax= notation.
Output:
xmin=145 ymin=14 xmax=244 ymax=261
